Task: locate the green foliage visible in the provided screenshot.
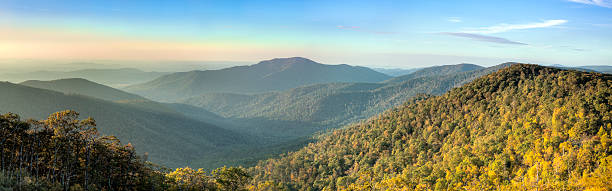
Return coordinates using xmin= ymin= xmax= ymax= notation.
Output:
xmin=249 ymin=64 xmax=612 ymax=190
xmin=0 ymin=82 xmax=249 ymax=168
xmin=0 ymin=110 xmax=158 ymax=190
xmin=213 ymin=166 xmax=252 ymax=191
xmin=183 ymin=63 xmax=514 ymax=169
xmin=164 ymin=166 xmax=252 ymax=191
xmin=183 ymin=63 xmax=511 ymax=146
xmin=0 ymin=111 xmax=254 ymax=190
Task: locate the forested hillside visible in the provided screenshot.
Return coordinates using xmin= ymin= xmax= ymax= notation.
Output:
xmin=182 ymin=63 xmax=511 ymax=140
xmin=0 ymin=111 xmax=252 ymax=190
xmin=124 ymin=57 xmax=391 ymax=101
xmin=20 ymin=78 xmax=146 ymax=101
xmin=0 ymin=82 xmax=249 ymax=168
xmin=249 ymin=64 xmax=612 ymax=190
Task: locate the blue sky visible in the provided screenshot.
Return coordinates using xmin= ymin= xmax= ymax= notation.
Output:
xmin=0 ymin=0 xmax=611 ymax=68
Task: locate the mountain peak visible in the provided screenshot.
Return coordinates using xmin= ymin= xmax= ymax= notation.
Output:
xmin=125 ymin=57 xmax=391 ymax=101
xmin=255 ymin=57 xmax=320 ymax=67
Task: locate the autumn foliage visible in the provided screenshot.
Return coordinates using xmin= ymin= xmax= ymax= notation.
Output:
xmin=250 ymin=64 xmax=612 ymax=190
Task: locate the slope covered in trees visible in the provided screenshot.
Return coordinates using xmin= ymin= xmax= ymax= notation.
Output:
xmin=20 ymin=78 xmax=146 ymax=101
xmin=0 ymin=111 xmax=252 ymax=190
xmin=182 ymin=63 xmax=511 ymax=140
xmin=124 ymin=57 xmax=391 ymax=101
xmin=0 ymin=82 xmax=249 ymax=168
xmin=249 ymin=64 xmax=612 ymax=190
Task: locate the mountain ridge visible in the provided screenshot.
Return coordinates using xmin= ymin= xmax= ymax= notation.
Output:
xmin=20 ymin=78 xmax=146 ymax=101
xmin=124 ymin=57 xmax=391 ymax=101
xmin=0 ymin=81 xmax=251 ymax=168
xmin=1 ymin=68 xmax=168 ymax=87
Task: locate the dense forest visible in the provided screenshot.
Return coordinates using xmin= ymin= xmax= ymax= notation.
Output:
xmin=2 ymin=64 xmax=610 ymax=190
xmin=0 ymin=62 xmax=512 ymax=170
xmin=182 ymin=64 xmax=509 ymax=136
xmin=249 ymin=64 xmax=612 ymax=190
xmin=0 ymin=111 xmax=251 ymax=190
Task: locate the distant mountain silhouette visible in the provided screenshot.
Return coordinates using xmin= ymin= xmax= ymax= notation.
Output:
xmin=385 ymin=63 xmax=484 ymax=83
xmin=373 ymin=67 xmax=420 ymax=76
xmin=20 ymin=78 xmax=146 ymax=101
xmin=579 ymin=65 xmax=612 ymax=74
xmin=124 ymin=57 xmax=391 ymax=101
xmin=1 ymin=68 xmax=168 ymax=87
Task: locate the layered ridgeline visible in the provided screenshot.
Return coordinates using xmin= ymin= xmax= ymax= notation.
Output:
xmin=1 ymin=68 xmax=167 ymax=88
xmin=372 ymin=68 xmax=420 ymax=77
xmin=249 ymin=64 xmax=612 ymax=190
xmin=181 ymin=63 xmax=509 ymax=139
xmin=0 ymin=82 xmax=249 ymax=168
xmin=20 ymin=78 xmax=146 ymax=101
xmin=579 ymin=65 xmax=612 ymax=74
xmin=124 ymin=57 xmax=391 ymax=101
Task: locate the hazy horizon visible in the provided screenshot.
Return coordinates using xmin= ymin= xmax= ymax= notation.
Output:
xmin=1 ymin=0 xmax=611 ymax=69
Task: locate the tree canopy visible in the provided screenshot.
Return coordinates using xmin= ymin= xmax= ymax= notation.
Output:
xmin=249 ymin=64 xmax=612 ymax=190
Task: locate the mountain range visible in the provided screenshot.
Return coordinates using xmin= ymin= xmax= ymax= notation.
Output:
xmin=181 ymin=63 xmax=512 ymax=139
xmin=372 ymin=67 xmax=420 ymax=76
xmin=0 ymin=68 xmax=168 ymax=87
xmin=124 ymin=57 xmax=392 ymax=101
xmin=20 ymin=78 xmax=146 ymax=101
xmin=2 ymin=57 xmax=610 ymax=172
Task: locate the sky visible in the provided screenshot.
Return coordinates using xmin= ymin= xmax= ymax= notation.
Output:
xmin=0 ymin=0 xmax=611 ymax=68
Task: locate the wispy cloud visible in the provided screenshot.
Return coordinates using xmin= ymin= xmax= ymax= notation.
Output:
xmin=336 ymin=25 xmax=396 ymax=35
xmin=440 ymin=32 xmax=528 ymax=45
xmin=463 ymin=20 xmax=568 ymax=34
xmin=592 ymin=23 xmax=612 ymax=27
xmin=447 ymin=17 xmax=462 ymax=23
xmin=567 ymin=0 xmax=612 ymax=8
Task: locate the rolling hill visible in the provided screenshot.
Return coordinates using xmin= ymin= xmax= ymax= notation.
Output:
xmin=0 ymin=82 xmax=249 ymax=168
xmin=249 ymin=64 xmax=612 ymax=190
xmin=124 ymin=57 xmax=391 ymax=101
xmin=20 ymin=78 xmax=146 ymax=101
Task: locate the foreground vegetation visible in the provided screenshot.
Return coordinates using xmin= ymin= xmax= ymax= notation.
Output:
xmin=0 ymin=111 xmax=251 ymax=190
